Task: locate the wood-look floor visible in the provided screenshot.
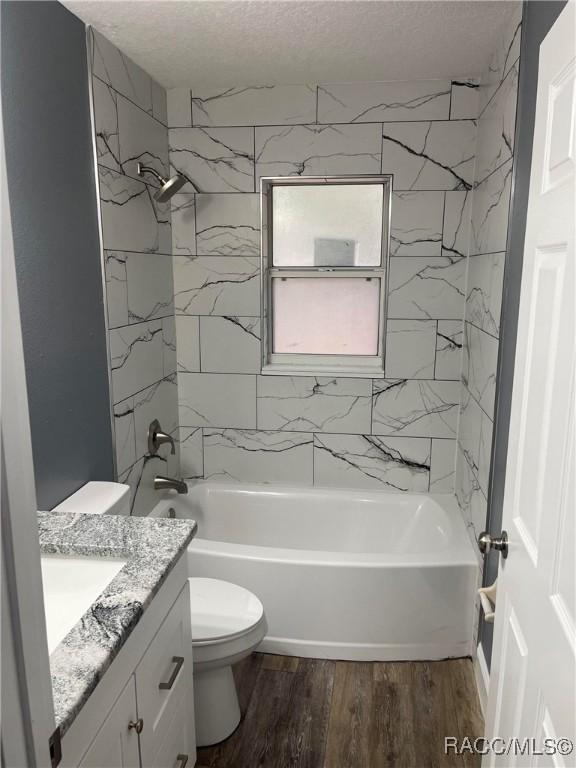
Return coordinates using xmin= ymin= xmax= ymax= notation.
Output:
xmin=196 ymin=653 xmax=483 ymax=768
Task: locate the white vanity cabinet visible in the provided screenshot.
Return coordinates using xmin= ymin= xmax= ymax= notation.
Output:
xmin=61 ymin=567 xmax=196 ymax=768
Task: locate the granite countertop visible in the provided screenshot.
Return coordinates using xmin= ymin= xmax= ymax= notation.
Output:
xmin=37 ymin=511 xmax=197 ymax=736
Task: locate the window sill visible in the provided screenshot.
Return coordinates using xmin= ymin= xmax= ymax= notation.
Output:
xmin=261 ymin=364 xmax=385 ymax=379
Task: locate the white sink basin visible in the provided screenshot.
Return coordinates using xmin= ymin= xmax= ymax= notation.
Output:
xmin=41 ymin=554 xmax=127 ymax=653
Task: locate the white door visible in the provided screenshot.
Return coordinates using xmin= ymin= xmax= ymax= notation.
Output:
xmin=484 ymin=3 xmax=575 ymax=767
xmin=79 ymin=677 xmax=140 ymax=768
xmin=1 ymin=95 xmax=57 ymax=768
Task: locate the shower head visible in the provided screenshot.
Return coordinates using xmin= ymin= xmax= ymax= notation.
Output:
xmin=154 ymin=173 xmax=187 ymax=202
xmin=137 ymin=162 xmax=188 ymax=202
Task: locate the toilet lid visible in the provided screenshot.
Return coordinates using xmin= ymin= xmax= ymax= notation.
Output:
xmin=189 ymin=578 xmax=264 ymax=642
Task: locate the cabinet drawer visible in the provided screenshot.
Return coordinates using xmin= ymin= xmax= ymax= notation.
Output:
xmin=136 ymin=582 xmax=193 ymax=766
xmin=151 ymin=687 xmax=196 ymax=768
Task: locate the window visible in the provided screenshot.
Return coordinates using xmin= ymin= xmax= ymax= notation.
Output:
xmin=260 ymin=175 xmax=392 ymax=377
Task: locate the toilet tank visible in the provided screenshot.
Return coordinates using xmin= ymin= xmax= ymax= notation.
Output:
xmin=52 ymin=481 xmax=131 ymax=516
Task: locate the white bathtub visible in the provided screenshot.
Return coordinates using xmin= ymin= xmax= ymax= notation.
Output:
xmin=150 ymin=483 xmax=477 ymax=661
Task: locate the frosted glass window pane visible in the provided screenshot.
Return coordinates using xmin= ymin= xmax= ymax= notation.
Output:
xmin=272 ymin=278 xmax=380 ymax=355
xmin=272 ymin=185 xmax=383 ymax=267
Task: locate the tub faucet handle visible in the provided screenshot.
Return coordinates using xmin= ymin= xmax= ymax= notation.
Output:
xmin=148 ymin=419 xmax=176 ymax=455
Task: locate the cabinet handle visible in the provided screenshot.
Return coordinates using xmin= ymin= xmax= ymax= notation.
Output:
xmin=176 ymin=755 xmax=188 ymax=768
xmin=128 ymin=718 xmax=144 ymax=734
xmin=159 ymin=656 xmax=185 ymax=690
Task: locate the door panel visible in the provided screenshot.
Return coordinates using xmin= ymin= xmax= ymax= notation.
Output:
xmin=549 ymin=396 xmax=575 ymax=645
xmin=514 ymin=245 xmax=567 ymax=565
xmin=543 ymin=64 xmax=575 ymax=191
xmin=489 ymin=605 xmax=528 ymax=767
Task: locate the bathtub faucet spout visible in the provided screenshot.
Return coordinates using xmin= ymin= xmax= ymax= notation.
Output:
xmin=154 ymin=476 xmax=188 ymax=494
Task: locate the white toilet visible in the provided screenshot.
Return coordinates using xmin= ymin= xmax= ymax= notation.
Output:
xmin=189 ymin=577 xmax=267 ymax=746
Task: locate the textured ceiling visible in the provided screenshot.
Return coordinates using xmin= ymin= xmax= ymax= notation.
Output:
xmin=63 ymin=0 xmax=518 ymax=88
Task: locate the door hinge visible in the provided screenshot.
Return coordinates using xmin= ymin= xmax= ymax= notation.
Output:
xmin=49 ymin=726 xmax=62 ymax=767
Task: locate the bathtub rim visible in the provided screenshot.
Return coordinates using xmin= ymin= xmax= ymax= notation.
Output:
xmin=149 ymin=486 xmax=478 ymax=568
xmin=187 ymin=538 xmax=478 ymax=568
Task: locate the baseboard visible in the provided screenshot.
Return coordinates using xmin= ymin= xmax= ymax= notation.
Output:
xmin=474 ymin=643 xmax=489 ymax=716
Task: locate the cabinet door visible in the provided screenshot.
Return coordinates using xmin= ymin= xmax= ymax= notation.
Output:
xmin=79 ymin=676 xmax=140 ymax=768
xmin=151 ymin=687 xmax=195 ymax=768
xmin=136 ymin=583 xmax=195 ymax=768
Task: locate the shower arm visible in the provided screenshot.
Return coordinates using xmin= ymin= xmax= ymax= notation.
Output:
xmin=137 ymin=161 xmax=200 ymax=194
xmin=137 ymin=162 xmax=166 ymax=185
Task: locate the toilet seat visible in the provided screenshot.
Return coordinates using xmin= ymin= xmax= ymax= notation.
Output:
xmin=189 ymin=577 xmax=265 ymax=644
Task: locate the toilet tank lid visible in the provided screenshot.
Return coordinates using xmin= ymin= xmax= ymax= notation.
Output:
xmin=52 ymin=481 xmax=131 ymax=515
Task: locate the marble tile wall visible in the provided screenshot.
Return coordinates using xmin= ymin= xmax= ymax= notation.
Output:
xmin=89 ymin=6 xmax=521 ymax=518
xmin=455 ymin=4 xmax=522 ymax=561
xmin=89 ymin=29 xmax=178 ymax=515
xmin=167 ymin=74 xmax=481 ymax=491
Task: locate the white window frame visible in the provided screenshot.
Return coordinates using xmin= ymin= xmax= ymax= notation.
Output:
xmin=260 ymin=175 xmax=392 ymax=378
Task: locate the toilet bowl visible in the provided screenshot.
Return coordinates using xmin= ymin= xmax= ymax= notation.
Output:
xmin=189 ymin=577 xmax=267 ymax=746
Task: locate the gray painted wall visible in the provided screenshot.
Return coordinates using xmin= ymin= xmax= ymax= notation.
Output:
xmin=1 ymin=0 xmax=114 ymax=509
xmin=480 ymin=0 xmax=567 ymax=667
